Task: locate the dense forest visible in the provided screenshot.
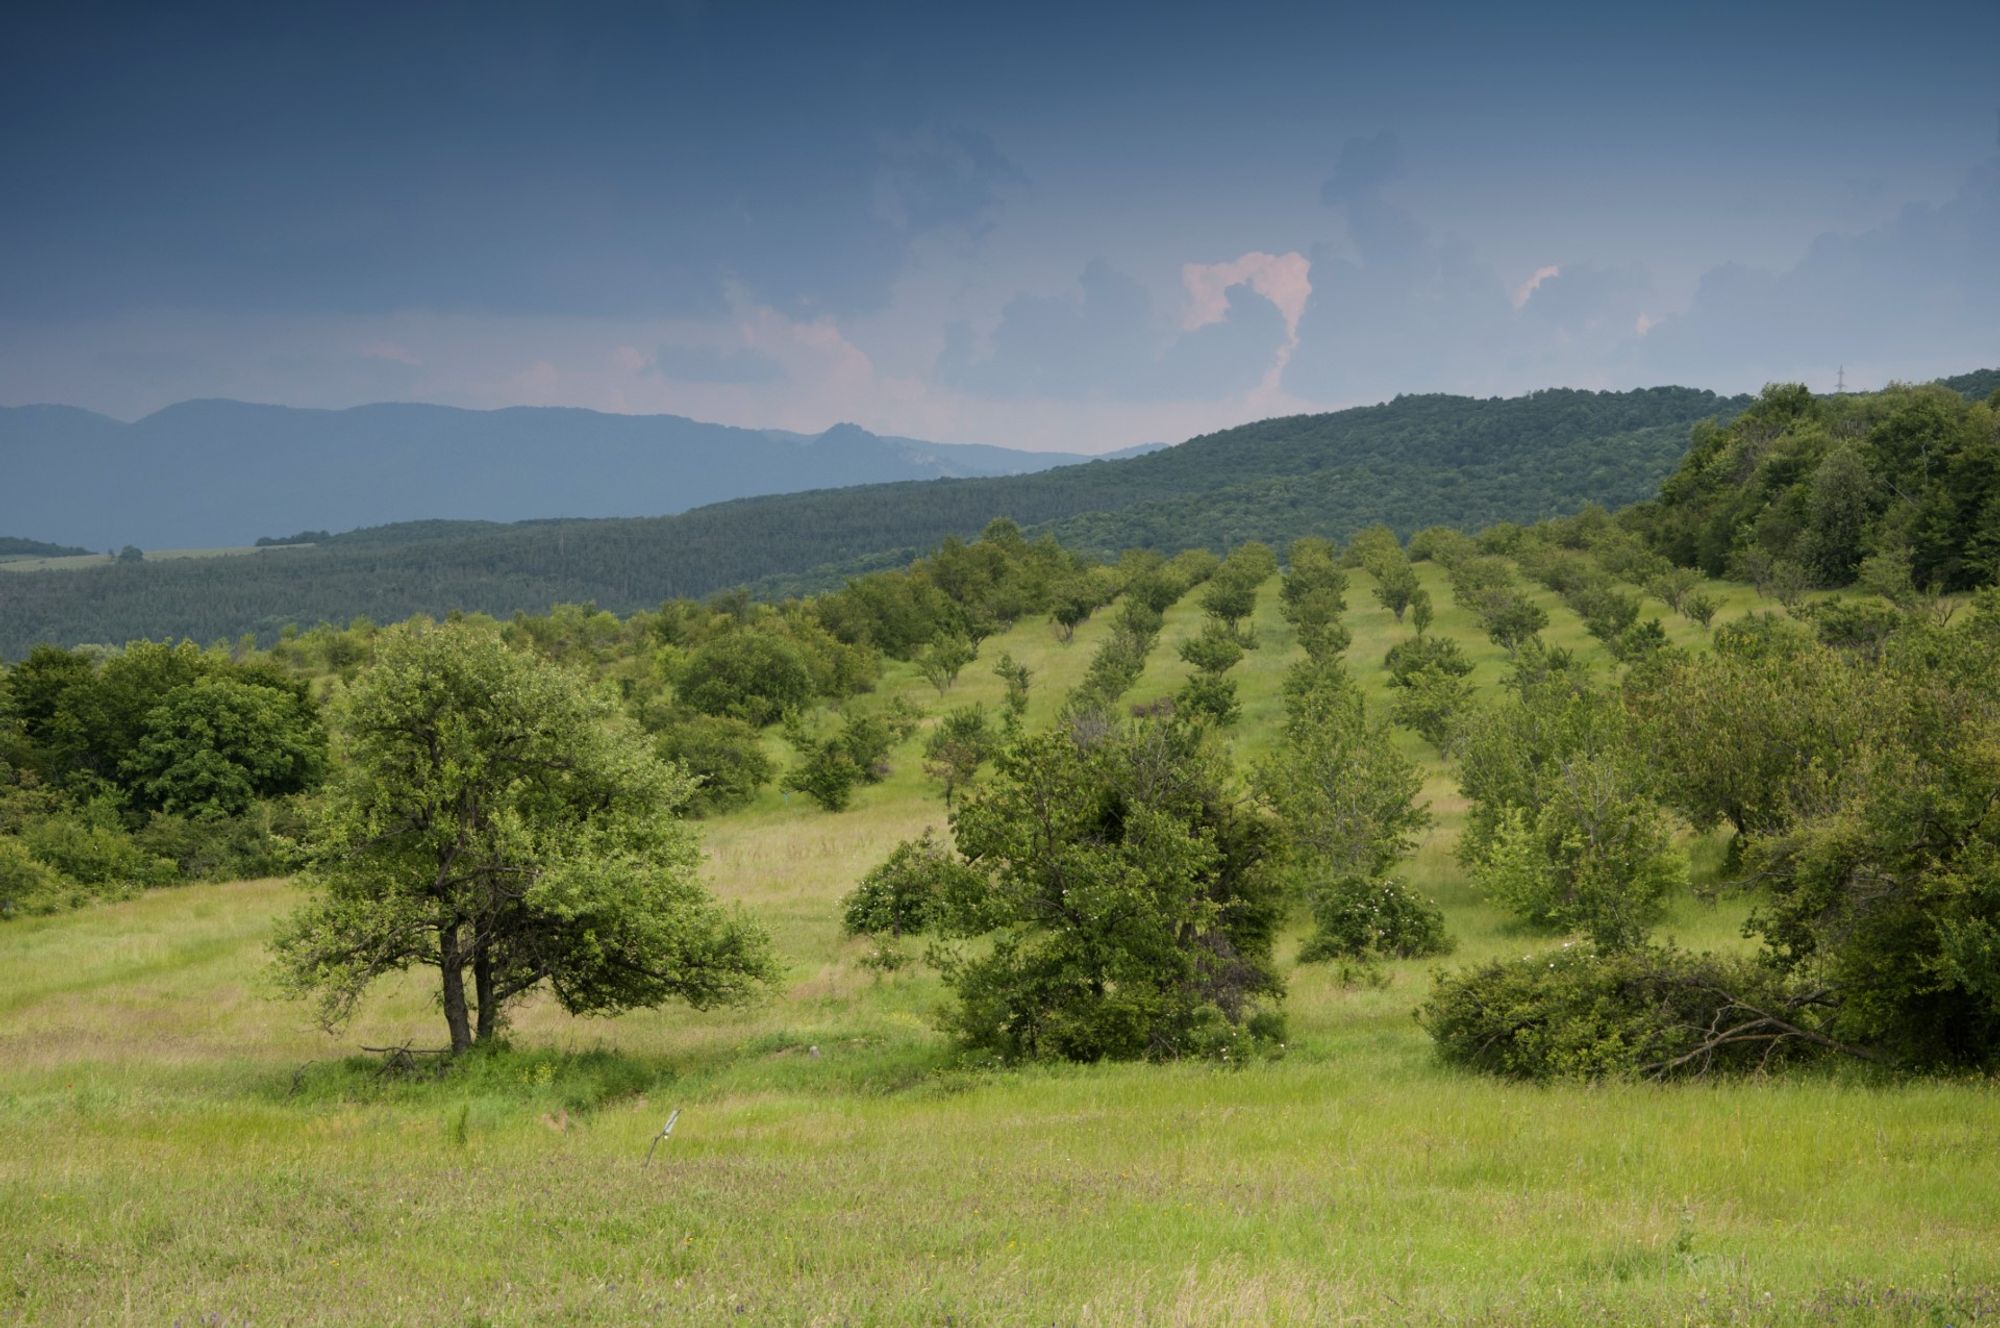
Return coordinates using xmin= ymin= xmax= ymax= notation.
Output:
xmin=1632 ymin=380 xmax=1999 ymax=594
xmin=0 ymin=386 xmax=1739 ymax=655
xmin=0 ymin=537 xmax=92 ymax=560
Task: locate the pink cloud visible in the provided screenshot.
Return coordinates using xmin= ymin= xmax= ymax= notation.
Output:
xmin=1180 ymin=251 xmax=1312 ymax=340
xmin=1511 ymin=264 xmax=1561 ymax=310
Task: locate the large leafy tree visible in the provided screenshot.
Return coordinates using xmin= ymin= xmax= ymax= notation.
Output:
xmin=1626 ymin=615 xmax=1870 ymax=843
xmin=1746 ymin=606 xmax=2000 ymax=1065
xmin=7 ymin=641 xmax=324 ymax=815
xmin=273 ymin=624 xmax=776 ymax=1053
xmin=937 ymin=714 xmax=1285 ymax=1062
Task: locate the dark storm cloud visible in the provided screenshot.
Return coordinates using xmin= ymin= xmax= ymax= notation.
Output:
xmin=5 ymin=0 xmax=1999 ymax=430
xmin=877 ymin=128 xmax=1026 ymax=237
xmin=0 ymin=3 xmax=1017 ymax=322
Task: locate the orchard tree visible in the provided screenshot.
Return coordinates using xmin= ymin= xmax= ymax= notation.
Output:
xmin=1476 ymin=756 xmax=1685 ymax=950
xmin=1372 ymin=560 xmax=1422 ymax=623
xmin=1253 ymin=659 xmax=1441 ymax=959
xmin=1626 ymin=618 xmax=1870 ymax=843
xmin=992 ymin=653 xmax=1032 ymax=730
xmin=1409 ymin=588 xmax=1435 ymax=636
xmin=1479 ymin=590 xmax=1549 ymax=655
xmin=937 ymin=714 xmax=1286 ymax=1062
xmin=923 ymin=704 xmax=995 ymax=805
xmin=919 ymin=631 xmax=977 ymax=696
xmin=1048 ymin=584 xmax=1095 ymax=643
xmin=273 ymin=625 xmax=776 ymax=1053
xmin=1456 ymin=649 xmax=1683 ymax=948
xmin=1200 ymin=574 xmax=1258 ymax=638
xmin=1178 ymin=623 xmax=1245 ymax=676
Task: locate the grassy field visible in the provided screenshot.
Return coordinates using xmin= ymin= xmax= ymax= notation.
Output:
xmin=0 ymin=544 xmax=308 ymax=573
xmin=3 ymin=566 xmax=1997 ymax=1325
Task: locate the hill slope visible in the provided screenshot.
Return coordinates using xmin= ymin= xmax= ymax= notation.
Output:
xmin=0 ymin=400 xmax=1143 ymax=550
xmin=0 ymin=385 xmax=1746 ymax=653
xmin=7 ymin=566 xmax=1996 ymax=1323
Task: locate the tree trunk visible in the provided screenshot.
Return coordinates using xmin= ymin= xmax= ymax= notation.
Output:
xmin=473 ymin=946 xmax=498 ymax=1044
xmin=440 ymin=927 xmax=473 ymax=1054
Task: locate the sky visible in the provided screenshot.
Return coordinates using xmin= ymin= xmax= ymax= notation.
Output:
xmin=2 ymin=0 xmax=1997 ymax=450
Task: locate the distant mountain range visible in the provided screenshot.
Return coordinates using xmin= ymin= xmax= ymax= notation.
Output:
xmin=0 ymin=400 xmax=1163 ymax=551
xmin=0 ymin=383 xmax=1745 ymax=654
xmin=2 ymin=371 xmax=1990 ymax=656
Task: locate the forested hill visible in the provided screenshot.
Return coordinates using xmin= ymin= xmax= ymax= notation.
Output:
xmin=1943 ymin=367 xmax=2000 ymax=401
xmin=0 ymin=537 xmax=92 ymax=560
xmin=0 ymin=385 xmax=1748 ymax=654
xmin=0 ymin=400 xmax=1149 ymax=551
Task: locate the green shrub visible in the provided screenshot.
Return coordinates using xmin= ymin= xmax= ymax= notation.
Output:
xmin=1298 ymin=876 xmax=1451 ymax=963
xmin=782 ymin=743 xmax=862 ymax=811
xmin=1383 ymin=633 xmax=1472 ymax=685
xmin=840 ymin=831 xmax=982 ymax=937
xmin=21 ymin=812 xmax=174 ymax=890
xmin=676 ymin=633 xmax=815 ymax=726
xmin=653 ymin=713 xmax=775 ymax=816
xmin=0 ymin=836 xmax=71 ymax=917
xmin=1174 ymin=673 xmax=1240 ymax=727
xmin=1475 ymin=770 xmax=1685 ymax=951
xmin=133 ymin=805 xmax=296 ymax=882
xmin=1419 ymin=945 xmax=1830 ymax=1080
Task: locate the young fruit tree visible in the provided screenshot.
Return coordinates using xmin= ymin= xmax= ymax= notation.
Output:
xmin=272 ymin=624 xmax=777 ymax=1053
xmin=936 ymin=713 xmax=1286 ymax=1062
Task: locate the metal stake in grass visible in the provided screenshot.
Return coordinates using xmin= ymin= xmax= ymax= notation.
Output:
xmin=643 ymin=1108 xmax=681 ymax=1167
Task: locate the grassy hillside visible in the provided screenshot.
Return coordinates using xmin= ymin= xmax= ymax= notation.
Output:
xmin=0 ymin=385 xmax=1741 ymax=655
xmin=0 ymin=543 xmax=293 ymax=573
xmin=4 ymin=564 xmax=1994 ymax=1325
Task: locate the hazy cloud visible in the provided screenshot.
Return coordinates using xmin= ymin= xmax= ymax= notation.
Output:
xmin=648 ymin=343 xmax=787 ymax=384
xmin=1521 ymin=263 xmax=1654 ymax=340
xmin=1639 ymin=156 xmax=2000 ymax=387
xmin=939 ymin=258 xmax=1290 ymax=401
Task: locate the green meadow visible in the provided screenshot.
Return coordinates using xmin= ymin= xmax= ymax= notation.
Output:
xmin=0 ymin=545 xmax=301 ymax=574
xmin=3 ymin=566 xmax=1996 ymax=1325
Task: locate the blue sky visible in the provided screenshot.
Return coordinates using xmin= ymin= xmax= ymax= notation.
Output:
xmin=2 ymin=0 xmax=1996 ymax=448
